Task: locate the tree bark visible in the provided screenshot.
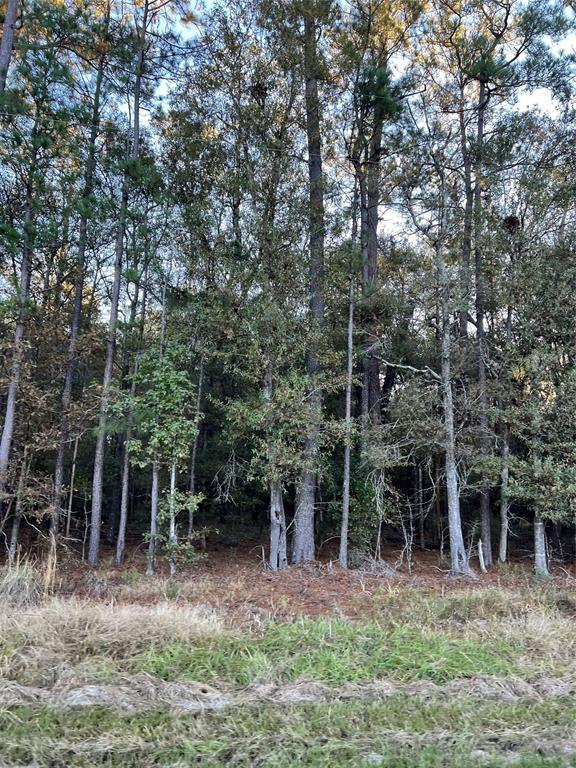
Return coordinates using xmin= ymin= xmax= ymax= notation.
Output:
xmin=65 ymin=436 xmax=79 ymax=538
xmin=499 ymin=421 xmax=510 ymax=563
xmin=339 ymin=277 xmax=354 ymax=568
xmin=264 ymin=361 xmax=287 ymax=571
xmin=8 ymin=449 xmax=28 ymax=561
xmin=87 ymin=1 xmax=147 ymax=565
xmin=87 ymin=181 xmax=127 ymax=566
xmin=534 ymin=513 xmax=549 ymax=577
xmin=0 ymin=0 xmax=18 ymax=92
xmin=458 ymin=96 xmax=473 ymax=339
xmin=436 ymin=176 xmax=471 ymax=577
xmin=0 ymin=140 xmax=36 ymax=498
xmin=269 ymin=479 xmax=287 ymax=571
xmin=52 ymin=45 xmax=107 ymax=534
xmin=146 ymin=457 xmax=159 ymax=576
xmin=474 ymin=80 xmax=493 ymax=567
xmin=187 ymin=355 xmax=204 ymax=539
xmin=362 ymin=103 xmax=384 ymax=425
xmin=168 ymin=461 xmax=177 ymax=576
xmin=292 ymin=12 xmax=325 ymax=563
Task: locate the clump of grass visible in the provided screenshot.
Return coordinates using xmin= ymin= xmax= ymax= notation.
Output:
xmin=371 ymin=587 xmax=549 ymax=627
xmin=0 ymin=560 xmax=43 ymax=608
xmin=0 ymin=599 xmax=225 ymax=685
xmin=137 ymin=616 xmax=518 ymax=686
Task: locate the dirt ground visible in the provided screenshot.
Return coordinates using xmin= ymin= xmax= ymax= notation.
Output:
xmin=51 ymin=539 xmax=576 ymax=619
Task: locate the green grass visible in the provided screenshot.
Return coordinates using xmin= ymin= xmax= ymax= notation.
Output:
xmin=135 ymin=617 xmax=518 ymax=686
xmin=2 ymin=697 xmax=576 ymax=767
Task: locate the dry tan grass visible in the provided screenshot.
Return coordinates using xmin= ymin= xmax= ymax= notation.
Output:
xmin=0 ymin=561 xmax=43 ymax=607
xmin=0 ymin=599 xmax=225 ymax=685
xmin=460 ymin=608 xmax=576 ymax=679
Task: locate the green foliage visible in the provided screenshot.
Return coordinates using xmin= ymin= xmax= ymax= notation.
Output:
xmin=128 ymin=344 xmax=198 ymax=469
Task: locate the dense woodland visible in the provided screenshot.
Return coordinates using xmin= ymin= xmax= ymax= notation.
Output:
xmin=1 ymin=0 xmax=576 ymax=578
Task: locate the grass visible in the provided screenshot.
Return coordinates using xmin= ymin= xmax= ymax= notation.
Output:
xmin=0 ymin=560 xmax=43 ymax=607
xmin=0 ymin=599 xmax=224 ymax=685
xmin=2 ymin=582 xmax=576 ymax=766
xmin=137 ymin=618 xmax=518 ymax=685
xmin=2 ymin=587 xmax=576 ymax=687
xmin=2 ymin=697 xmax=576 ymax=767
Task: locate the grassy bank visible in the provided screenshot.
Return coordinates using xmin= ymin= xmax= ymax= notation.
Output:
xmin=1 ymin=570 xmax=576 ymax=766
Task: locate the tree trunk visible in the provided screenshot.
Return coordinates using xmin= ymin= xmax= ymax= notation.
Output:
xmin=418 ymin=463 xmax=425 ymax=550
xmin=0 ymin=142 xmax=35 ymax=498
xmin=52 ymin=45 xmax=106 ymax=533
xmin=436 ymin=179 xmax=471 ymax=577
xmin=187 ymin=355 xmax=204 ymax=539
xmin=269 ymin=479 xmax=287 ymax=572
xmin=87 ymin=182 xmax=127 ymax=566
xmin=499 ymin=422 xmax=510 ymax=563
xmin=116 ymin=262 xmax=148 ymax=565
xmin=0 ymin=0 xmax=18 ymax=91
xmin=87 ymin=2 xmax=147 ymax=565
xmin=264 ymin=361 xmax=287 ymax=571
xmin=168 ymin=461 xmax=177 ymax=576
xmin=339 ymin=277 xmax=354 ymax=569
xmin=458 ymin=97 xmax=473 ymax=339
xmin=65 ymin=436 xmax=79 ymax=538
xmin=292 ymin=12 xmax=325 ymax=563
xmin=146 ymin=457 xmax=159 ymax=576
xmin=8 ymin=450 xmax=28 ymax=561
xmin=474 ymin=79 xmax=493 ymax=567
xmin=362 ymin=108 xmax=384 ymax=425
xmin=534 ymin=513 xmax=549 ymax=577
xmin=115 ymin=432 xmax=131 ymax=566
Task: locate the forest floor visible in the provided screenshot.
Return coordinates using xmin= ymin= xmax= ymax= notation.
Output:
xmin=1 ymin=545 xmax=576 ymax=767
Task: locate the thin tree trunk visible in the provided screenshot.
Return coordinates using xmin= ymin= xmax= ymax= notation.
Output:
xmin=116 ymin=264 xmax=148 ymax=565
xmin=168 ymin=461 xmax=177 ymax=576
xmin=87 ymin=2 xmax=147 ymax=565
xmin=458 ymin=97 xmax=473 ymax=339
xmin=418 ymin=463 xmax=425 ymax=550
xmin=498 ymin=303 xmax=513 ymax=563
xmin=534 ymin=513 xmax=549 ymax=577
xmin=146 ymin=457 xmax=159 ymax=576
xmin=115 ymin=431 xmax=131 ymax=566
xmin=435 ymin=175 xmax=471 ymax=577
xmin=52 ymin=46 xmax=107 ymax=533
xmin=499 ymin=422 xmax=510 ymax=563
xmin=65 ymin=436 xmax=79 ymax=538
xmin=474 ymin=80 xmax=493 ymax=567
xmin=265 ymin=361 xmax=287 ymax=571
xmin=339 ymin=277 xmax=354 ymax=569
xmin=145 ymin=276 xmax=167 ymax=573
xmin=8 ymin=449 xmax=28 ymax=561
xmin=187 ymin=355 xmax=204 ymax=539
xmin=269 ymin=478 xmax=287 ymax=571
xmin=87 ymin=181 xmax=127 ymax=566
xmin=362 ymin=108 xmax=384 ymax=425
xmin=0 ymin=0 xmax=18 ymax=91
xmin=292 ymin=12 xmax=325 ymax=563
xmin=0 ymin=142 xmax=36 ymax=498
